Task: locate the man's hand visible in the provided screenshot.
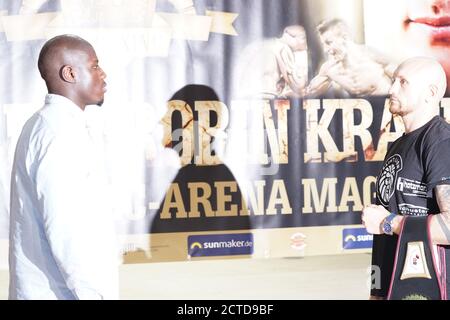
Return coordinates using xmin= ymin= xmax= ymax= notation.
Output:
xmin=361 ymin=204 xmax=390 ymax=234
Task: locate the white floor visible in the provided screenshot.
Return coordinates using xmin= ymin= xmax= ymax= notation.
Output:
xmin=0 ymin=253 xmax=371 ymax=300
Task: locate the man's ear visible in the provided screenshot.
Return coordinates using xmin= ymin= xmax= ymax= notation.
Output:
xmin=60 ymin=65 xmax=76 ymax=83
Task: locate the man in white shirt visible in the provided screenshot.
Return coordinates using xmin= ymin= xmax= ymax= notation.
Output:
xmin=9 ymin=34 xmax=119 ymax=299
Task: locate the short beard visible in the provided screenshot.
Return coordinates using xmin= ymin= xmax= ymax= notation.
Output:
xmin=96 ymin=99 xmax=104 ymax=107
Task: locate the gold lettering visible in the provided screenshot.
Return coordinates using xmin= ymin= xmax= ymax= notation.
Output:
xmin=304 ymin=99 xmax=325 ymax=162
xmin=303 ymin=176 xmax=377 ymax=214
xmin=263 ymin=100 xmax=289 ymax=164
xmin=341 ymin=99 xmax=373 ymax=162
xmin=338 ymin=177 xmax=363 ymax=212
xmin=215 ymin=181 xmax=238 ymax=216
xmin=266 ymin=179 xmax=292 ymax=215
xmin=302 ymin=178 xmax=338 ymax=213
xmin=248 ymin=100 xmax=267 ymax=164
xmin=195 ymin=101 xmax=229 ymax=166
xmin=160 ymin=183 xmax=187 ymax=219
xmin=304 ymin=99 xmax=349 ymax=163
xmin=162 ymin=100 xmax=194 ymax=166
xmin=188 ymin=182 xmax=215 ymax=217
xmin=242 ymin=180 xmax=266 ymax=216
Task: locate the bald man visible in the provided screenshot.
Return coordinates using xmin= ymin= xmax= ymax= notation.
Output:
xmin=362 ymin=57 xmax=450 ymax=299
xmin=9 ymin=35 xmax=119 ymax=299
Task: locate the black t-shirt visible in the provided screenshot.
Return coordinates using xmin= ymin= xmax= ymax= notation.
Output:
xmin=371 ymin=116 xmax=450 ymax=297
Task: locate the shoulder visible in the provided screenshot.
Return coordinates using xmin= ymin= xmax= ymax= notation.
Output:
xmin=37 ymin=105 xmax=73 ymax=134
xmin=11 ymin=111 xmax=58 ymax=167
xmin=418 ymin=117 xmax=450 ymax=161
xmin=36 ymin=104 xmax=74 ymax=135
xmin=424 ymin=117 xmax=450 ymax=144
xmin=29 ymin=105 xmax=82 ymax=149
xmin=23 ymin=112 xmax=57 ymax=154
xmin=19 ymin=110 xmax=55 ymax=144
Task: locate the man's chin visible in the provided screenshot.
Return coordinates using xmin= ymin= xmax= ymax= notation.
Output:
xmin=96 ymin=98 xmax=104 ymax=107
xmin=389 ymin=104 xmax=400 ymax=115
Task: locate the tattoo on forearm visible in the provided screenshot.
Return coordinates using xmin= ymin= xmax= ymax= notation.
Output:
xmin=436 ymin=214 xmax=450 ymax=243
xmin=436 ymin=185 xmax=450 ymax=212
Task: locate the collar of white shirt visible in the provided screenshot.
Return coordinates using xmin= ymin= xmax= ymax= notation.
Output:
xmin=44 ymin=94 xmax=86 ymax=124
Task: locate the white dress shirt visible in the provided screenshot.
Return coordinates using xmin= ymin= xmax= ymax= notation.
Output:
xmin=9 ymin=94 xmax=119 ymax=300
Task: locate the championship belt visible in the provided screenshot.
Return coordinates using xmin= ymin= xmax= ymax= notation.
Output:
xmin=387 ymin=215 xmax=445 ymax=300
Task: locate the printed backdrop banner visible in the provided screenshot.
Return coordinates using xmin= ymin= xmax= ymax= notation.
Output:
xmin=1 ymin=0 xmax=449 ymax=265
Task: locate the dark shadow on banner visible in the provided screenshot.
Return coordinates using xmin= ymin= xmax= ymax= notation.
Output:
xmin=147 ymin=84 xmax=251 ymax=234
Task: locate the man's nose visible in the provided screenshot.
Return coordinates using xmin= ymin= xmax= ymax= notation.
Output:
xmin=100 ymin=67 xmax=107 ymax=79
xmin=388 ymin=86 xmax=394 ymax=96
xmin=388 ymin=81 xmax=397 ymax=96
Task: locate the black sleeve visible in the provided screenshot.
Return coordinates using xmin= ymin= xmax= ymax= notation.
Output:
xmin=425 ymin=138 xmax=450 ymax=192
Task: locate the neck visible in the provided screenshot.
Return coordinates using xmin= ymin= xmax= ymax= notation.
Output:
xmin=402 ymin=104 xmax=439 ymax=133
xmin=48 ymin=90 xmax=85 ymax=111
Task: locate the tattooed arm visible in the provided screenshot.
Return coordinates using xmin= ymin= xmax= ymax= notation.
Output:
xmin=429 ymin=184 xmax=450 ymax=245
xmin=362 ymin=184 xmax=450 ymax=245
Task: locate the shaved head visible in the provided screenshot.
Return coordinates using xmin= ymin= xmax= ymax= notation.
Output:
xmin=38 ymin=34 xmax=93 ymax=84
xmin=395 ymin=57 xmax=447 ymax=101
xmin=37 ymin=34 xmax=107 ymax=110
xmin=389 ymin=56 xmax=446 ymax=132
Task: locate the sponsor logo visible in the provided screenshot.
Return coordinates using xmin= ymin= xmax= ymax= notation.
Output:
xmin=190 ymin=242 xmax=203 ymax=250
xmin=377 ymin=154 xmax=403 ymax=206
xmin=188 ymin=233 xmax=254 ymax=257
xmin=396 ymin=177 xmax=427 ymax=197
xmin=343 ymin=228 xmax=373 ymax=249
xmin=290 ymin=232 xmax=307 ymax=250
xmin=398 ymin=203 xmax=429 ymax=216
